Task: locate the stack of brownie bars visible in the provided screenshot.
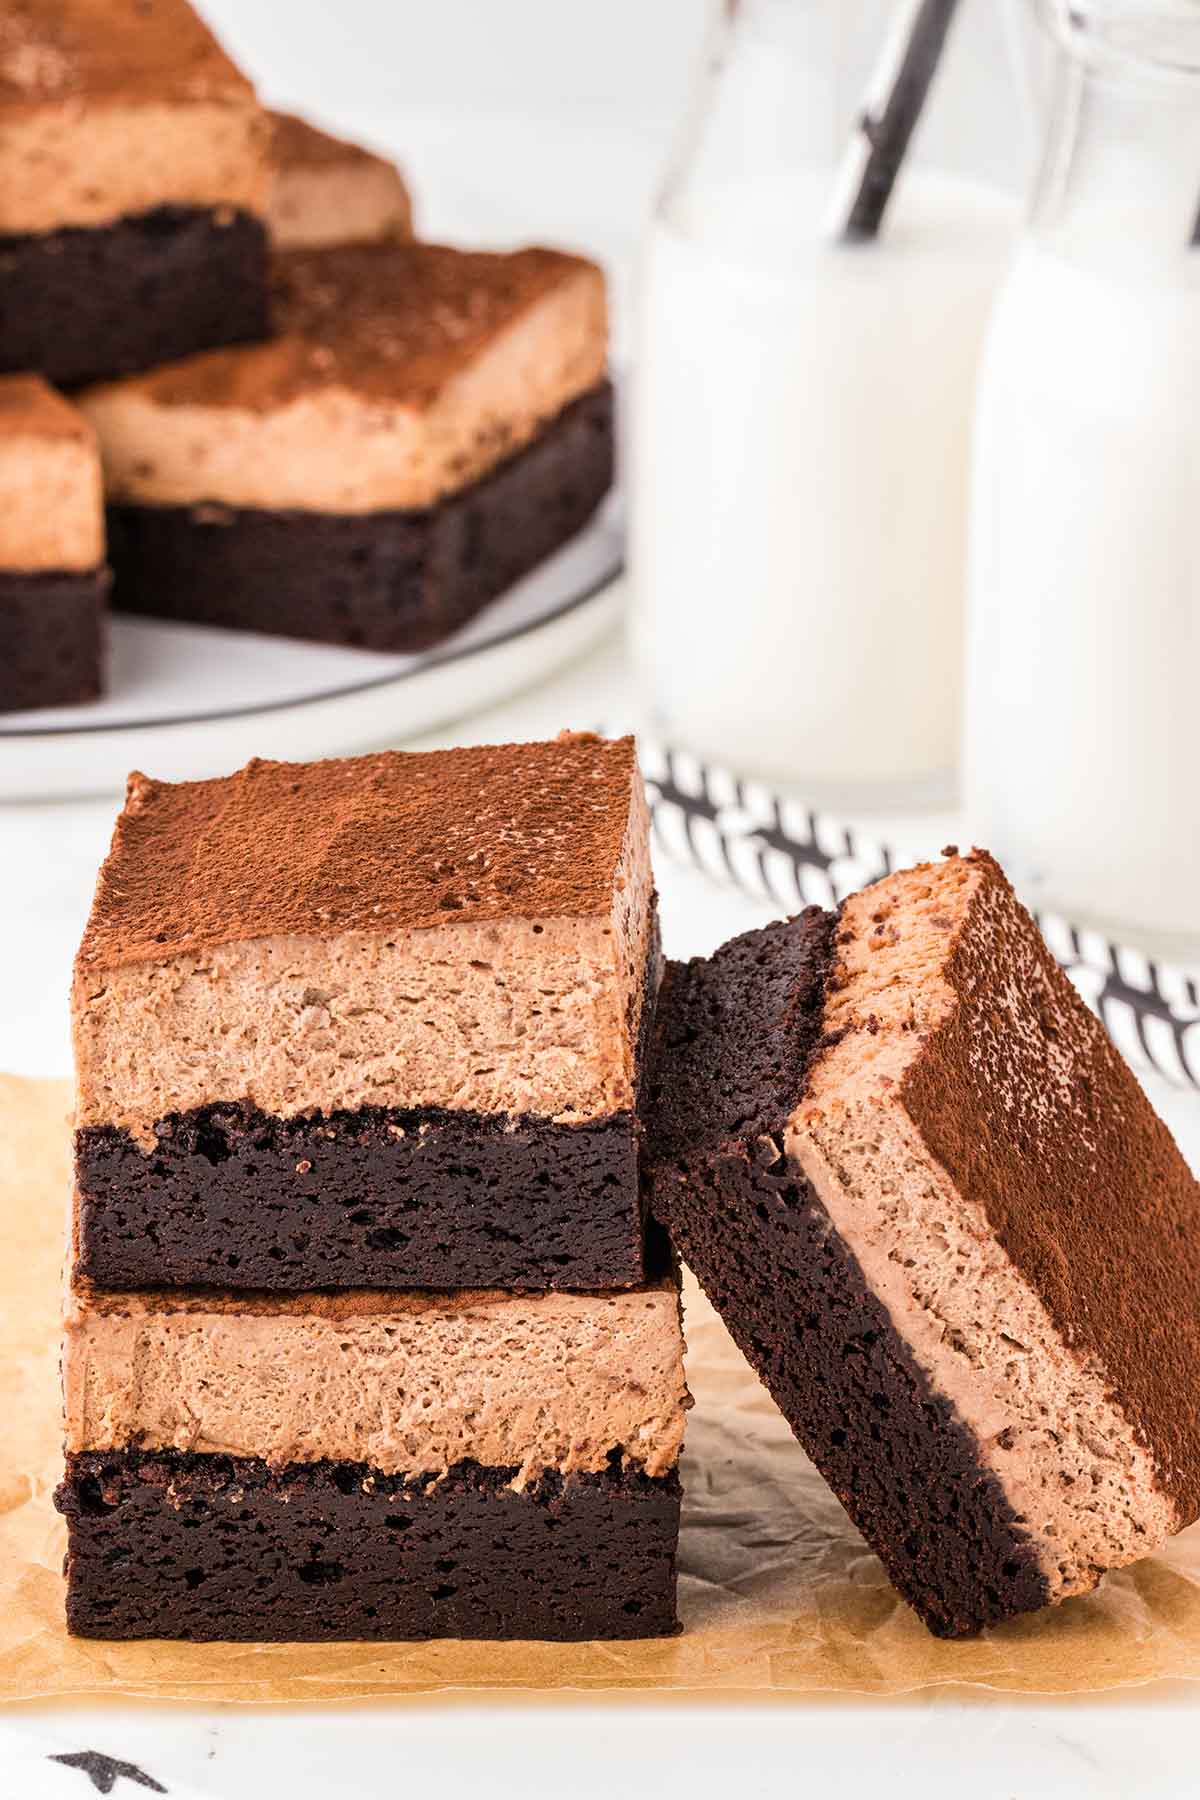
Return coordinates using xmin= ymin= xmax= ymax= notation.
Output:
xmin=57 ymin=736 xmax=689 ymax=1641
xmin=53 ymin=733 xmax=1200 ymax=1642
xmin=0 ymin=0 xmax=614 ymax=712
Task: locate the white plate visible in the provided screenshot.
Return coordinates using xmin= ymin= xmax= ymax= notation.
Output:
xmin=0 ymin=497 xmax=623 ymax=800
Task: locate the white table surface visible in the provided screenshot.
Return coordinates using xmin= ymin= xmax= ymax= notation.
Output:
xmin=4 ymin=93 xmax=1199 ymax=1800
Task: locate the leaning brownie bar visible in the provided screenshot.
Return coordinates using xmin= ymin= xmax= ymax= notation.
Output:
xmin=646 ymin=852 xmax=1200 ymax=1637
xmin=72 ymin=737 xmax=659 ymax=1290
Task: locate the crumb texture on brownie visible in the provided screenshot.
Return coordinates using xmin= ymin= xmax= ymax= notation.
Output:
xmin=57 ymin=1451 xmax=681 ymax=1641
xmin=266 ymin=110 xmax=412 ymax=249
xmin=80 ymin=242 xmax=607 ymax=511
xmin=74 ymin=1098 xmax=649 ymax=1292
xmin=72 ymin=738 xmax=655 ymax=1140
xmin=0 ymin=375 xmax=103 ymax=569
xmin=0 ymin=0 xmax=267 ymax=232
xmin=63 ymin=1276 xmax=689 ymax=1482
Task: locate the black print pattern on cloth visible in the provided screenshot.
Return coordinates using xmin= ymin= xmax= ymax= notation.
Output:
xmin=48 ymin=1751 xmax=167 ymax=1795
xmin=638 ymin=738 xmax=1200 ymax=1094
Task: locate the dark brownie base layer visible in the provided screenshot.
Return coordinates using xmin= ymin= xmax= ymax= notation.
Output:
xmin=0 ymin=206 xmax=268 ymax=389
xmin=56 ymin=1451 xmax=681 ymax=1642
xmin=76 ymin=1101 xmax=654 ymax=1291
xmin=0 ymin=568 xmax=109 ymax=713
xmin=645 ymin=914 xmax=1049 ymax=1640
xmin=105 ymin=381 xmax=614 ymax=653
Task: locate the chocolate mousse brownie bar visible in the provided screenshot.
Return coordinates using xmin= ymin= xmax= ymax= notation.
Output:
xmin=646 ymin=850 xmax=1200 ymax=1638
xmin=0 ymin=0 xmax=269 ymax=388
xmin=57 ymin=1277 xmax=687 ymax=1639
xmin=83 ymin=241 xmax=612 ymax=652
xmin=266 ymin=110 xmax=413 ymax=249
xmin=0 ymin=376 xmax=108 ymax=710
xmin=73 ymin=736 xmax=660 ymax=1291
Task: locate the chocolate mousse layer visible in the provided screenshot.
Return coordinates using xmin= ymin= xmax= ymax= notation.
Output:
xmin=59 ymin=1278 xmax=687 ymax=1640
xmin=266 ymin=110 xmax=412 ymax=249
xmin=62 ymin=1279 xmax=688 ymax=1478
xmin=0 ymin=376 xmax=108 ymax=710
xmin=646 ymin=851 xmax=1200 ymax=1638
xmin=103 ymin=381 xmax=613 ymax=653
xmin=57 ymin=1452 xmax=682 ymax=1642
xmin=81 ymin=241 xmax=611 ymax=649
xmin=73 ymin=738 xmax=660 ymax=1290
xmin=0 ymin=1 xmax=270 ymax=384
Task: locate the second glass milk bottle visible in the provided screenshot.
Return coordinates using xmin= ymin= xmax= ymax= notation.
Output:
xmin=965 ymin=0 xmax=1200 ymax=947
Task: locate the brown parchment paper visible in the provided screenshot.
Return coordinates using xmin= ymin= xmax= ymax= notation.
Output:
xmin=5 ymin=1072 xmax=1200 ymax=1703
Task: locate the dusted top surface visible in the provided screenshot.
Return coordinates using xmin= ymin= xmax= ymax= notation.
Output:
xmin=0 ymin=373 xmax=92 ymax=441
xmin=98 ymin=242 xmax=598 ymax=415
xmin=78 ymin=240 xmax=605 ymax=512
xmin=0 ymin=0 xmax=254 ymax=109
xmin=78 ymin=736 xmax=642 ymax=973
xmin=269 ymin=109 xmax=388 ymax=173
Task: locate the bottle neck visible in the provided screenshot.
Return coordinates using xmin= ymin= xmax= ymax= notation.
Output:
xmin=659 ymin=0 xmax=841 ymax=239
xmin=1030 ymin=26 xmax=1200 ymax=269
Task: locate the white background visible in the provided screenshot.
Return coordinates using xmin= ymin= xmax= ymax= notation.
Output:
xmin=201 ymin=0 xmax=1033 ymax=190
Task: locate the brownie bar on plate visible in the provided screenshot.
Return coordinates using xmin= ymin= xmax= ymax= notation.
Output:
xmin=82 ymin=241 xmax=613 ymax=652
xmin=0 ymin=0 xmax=269 ymax=387
xmin=646 ymin=849 xmax=1200 ymax=1637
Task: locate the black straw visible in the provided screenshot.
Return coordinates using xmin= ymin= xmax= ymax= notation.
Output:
xmin=839 ymin=0 xmax=965 ymax=243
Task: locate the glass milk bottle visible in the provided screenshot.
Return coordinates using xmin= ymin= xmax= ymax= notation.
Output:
xmin=965 ymin=1 xmax=1200 ymax=948
xmin=629 ymin=0 xmax=1017 ymax=804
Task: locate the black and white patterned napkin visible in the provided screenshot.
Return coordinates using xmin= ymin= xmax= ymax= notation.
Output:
xmin=639 ymin=738 xmax=1200 ymax=1095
